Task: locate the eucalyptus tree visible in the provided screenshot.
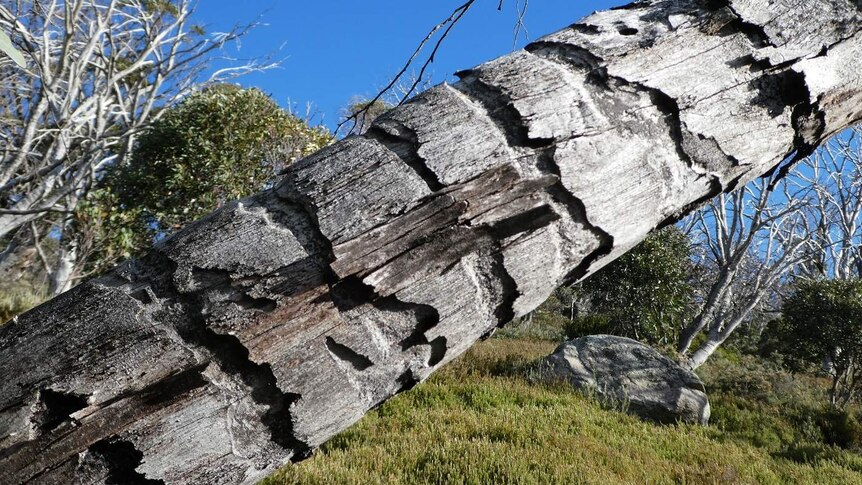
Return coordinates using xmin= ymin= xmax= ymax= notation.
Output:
xmin=578 ymin=226 xmax=694 ymax=346
xmin=2 ymin=1 xmax=862 ymax=483
xmin=678 ymin=126 xmax=862 ymax=370
xmin=0 ymin=0 xmax=272 ymax=295
xmin=679 ymin=177 xmax=811 ymax=369
xmin=794 ymin=127 xmax=862 ymax=281
xmin=0 ymin=27 xmax=23 ymax=66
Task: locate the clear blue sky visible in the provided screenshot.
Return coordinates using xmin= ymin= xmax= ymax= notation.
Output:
xmin=193 ymin=0 xmax=621 ymax=131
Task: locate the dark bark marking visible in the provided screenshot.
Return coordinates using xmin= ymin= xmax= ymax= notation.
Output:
xmin=489 ymin=251 xmax=519 ymax=327
xmin=87 ymin=439 xmax=165 ymax=485
xmin=655 ymin=176 xmax=724 ymax=231
xmin=427 ymin=337 xmax=448 ymax=367
xmin=571 ymin=23 xmax=601 ymax=35
xmin=701 ymin=1 xmax=773 ymax=49
xmin=365 ymin=125 xmax=445 ymax=192
xmin=169 ymin=302 xmax=306 ymax=454
xmin=324 ymin=337 xmax=374 ymax=371
xmin=398 ymin=303 xmax=442 ymax=352
xmin=329 ymin=276 xmax=440 ymax=327
xmin=534 ymin=147 xmax=615 ymax=280
xmin=525 ymin=41 xmax=607 ymax=86
xmin=452 ymin=74 xmax=554 ymax=149
xmin=31 ymin=389 xmax=88 ymax=434
xmin=328 ymin=275 xmax=443 ymax=364
xmin=745 ymin=60 xmax=825 ymax=167
xmin=129 ymin=254 xmax=309 ymax=457
xmin=395 ymin=369 xmax=421 ymax=393
xmin=526 ymin=39 xmax=732 ymax=178
xmin=610 ymin=1 xmax=650 ymax=11
xmin=232 ymin=294 xmax=278 ymax=313
xmin=259 ymin=196 xmax=336 ymax=266
xmin=751 ymin=69 xmax=813 ymax=118
xmin=98 ymin=365 xmax=209 ymax=411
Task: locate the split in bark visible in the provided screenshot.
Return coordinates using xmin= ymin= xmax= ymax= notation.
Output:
xmin=3 ymin=1 xmax=862 ymax=483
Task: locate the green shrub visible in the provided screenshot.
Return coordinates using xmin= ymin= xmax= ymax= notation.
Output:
xmin=817 ymin=409 xmax=862 ymax=450
xmin=779 ymin=279 xmax=862 ymax=407
xmin=777 ymin=444 xmax=862 ymax=472
xmin=563 ymin=314 xmax=611 ymax=340
xmin=496 ymin=304 xmax=570 ymax=342
xmin=576 ymin=227 xmax=694 ymax=346
xmin=92 ymin=84 xmax=333 ymax=270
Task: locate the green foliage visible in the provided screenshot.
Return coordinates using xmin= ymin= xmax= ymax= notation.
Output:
xmin=816 ymin=408 xmax=862 ymax=450
xmin=758 ymin=317 xmax=813 ymax=373
xmin=577 ymin=226 xmax=694 ymax=345
xmin=72 ymin=188 xmax=150 ymax=276
xmin=779 ymin=279 xmax=862 ymax=407
xmin=142 ymin=0 xmax=180 ymax=16
xmin=262 ymin=338 xmax=862 ymax=484
xmin=699 ymin=349 xmax=862 ymax=463
xmin=563 ymin=314 xmax=611 ymax=340
xmin=93 ymin=85 xmax=331 ymax=263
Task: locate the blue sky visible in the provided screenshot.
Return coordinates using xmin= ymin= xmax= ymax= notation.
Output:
xmin=194 ymin=0 xmax=621 ymax=131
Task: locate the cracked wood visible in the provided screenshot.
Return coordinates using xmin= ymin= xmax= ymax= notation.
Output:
xmin=3 ymin=1 xmax=862 ymax=483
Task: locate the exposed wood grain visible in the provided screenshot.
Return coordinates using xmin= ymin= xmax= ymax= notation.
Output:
xmin=3 ymin=1 xmax=862 ymax=483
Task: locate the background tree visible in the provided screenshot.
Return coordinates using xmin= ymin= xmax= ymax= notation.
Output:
xmin=780 ymin=279 xmax=862 ymax=408
xmin=794 ymin=127 xmax=862 ymax=281
xmin=341 ymin=98 xmax=391 ymax=135
xmin=678 ymin=177 xmax=810 ymax=369
xmin=575 ymin=226 xmax=694 ymax=346
xmin=339 ymin=73 xmax=432 ymax=136
xmin=76 ymin=85 xmax=333 ymax=276
xmin=0 ymin=0 xmax=273 ymax=295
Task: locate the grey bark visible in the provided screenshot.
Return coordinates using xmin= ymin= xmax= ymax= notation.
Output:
xmin=3 ymin=1 xmax=862 ymax=483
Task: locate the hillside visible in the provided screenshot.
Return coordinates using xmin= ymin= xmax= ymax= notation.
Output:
xmin=263 ymin=338 xmax=862 ymax=484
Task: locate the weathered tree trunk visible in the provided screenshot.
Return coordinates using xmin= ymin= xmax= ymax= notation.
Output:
xmin=3 ymin=1 xmax=862 ymax=483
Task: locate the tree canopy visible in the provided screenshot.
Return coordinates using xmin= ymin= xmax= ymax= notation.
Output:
xmin=781 ymin=279 xmax=862 ymax=407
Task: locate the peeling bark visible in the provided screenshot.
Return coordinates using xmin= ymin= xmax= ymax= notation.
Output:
xmin=3 ymin=1 xmax=862 ymax=483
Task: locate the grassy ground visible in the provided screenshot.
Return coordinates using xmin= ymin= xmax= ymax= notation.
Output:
xmin=262 ymin=337 xmax=862 ymax=485
xmin=0 ymin=285 xmax=45 ymax=323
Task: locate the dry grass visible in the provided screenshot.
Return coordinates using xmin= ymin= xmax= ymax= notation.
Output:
xmin=0 ymin=285 xmax=46 ymax=323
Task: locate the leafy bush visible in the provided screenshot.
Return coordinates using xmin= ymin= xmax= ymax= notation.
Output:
xmin=779 ymin=279 xmax=862 ymax=407
xmin=496 ymin=291 xmax=574 ymax=341
xmin=817 ymin=409 xmax=862 ymax=450
xmin=92 ymin=85 xmax=332 ymax=266
xmin=576 ymin=226 xmax=694 ymax=346
xmin=563 ymin=314 xmax=611 ymax=340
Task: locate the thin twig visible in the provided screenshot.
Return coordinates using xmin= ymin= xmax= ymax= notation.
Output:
xmin=336 ymin=0 xmax=478 ymax=137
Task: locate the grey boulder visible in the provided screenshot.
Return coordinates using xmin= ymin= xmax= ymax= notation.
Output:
xmin=538 ymin=335 xmax=710 ymax=425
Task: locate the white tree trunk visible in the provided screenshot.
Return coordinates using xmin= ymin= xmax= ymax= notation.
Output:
xmin=2 ymin=1 xmax=862 ymax=483
xmin=47 ymin=243 xmax=77 ymax=296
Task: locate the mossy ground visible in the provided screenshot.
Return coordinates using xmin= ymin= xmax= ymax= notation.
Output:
xmin=262 ymin=338 xmax=862 ymax=484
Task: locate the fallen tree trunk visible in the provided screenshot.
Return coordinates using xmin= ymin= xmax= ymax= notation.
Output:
xmin=3 ymin=1 xmax=862 ymax=483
